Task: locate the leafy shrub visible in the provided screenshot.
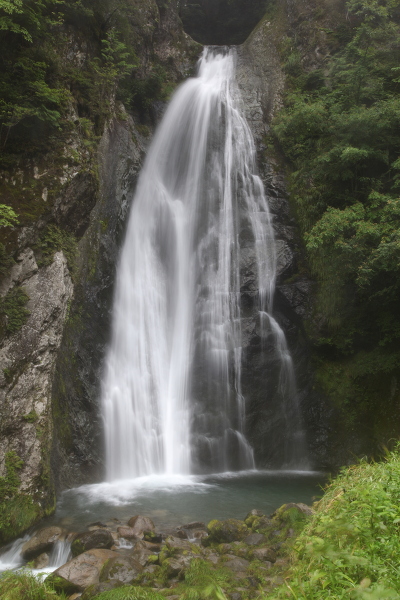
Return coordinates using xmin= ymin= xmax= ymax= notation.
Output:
xmin=273 ymin=0 xmax=400 ymax=355
xmin=266 ymin=448 xmax=400 ymax=599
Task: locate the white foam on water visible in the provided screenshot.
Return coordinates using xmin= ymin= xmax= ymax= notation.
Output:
xmin=65 ymin=474 xmax=215 ymax=507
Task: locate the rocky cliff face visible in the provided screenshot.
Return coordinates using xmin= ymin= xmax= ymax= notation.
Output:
xmin=0 ymin=0 xmax=200 ymax=543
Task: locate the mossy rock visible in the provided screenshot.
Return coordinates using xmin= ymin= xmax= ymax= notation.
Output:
xmin=71 ymin=529 xmax=114 ymax=556
xmin=99 ymin=556 xmax=143 ymax=585
xmin=206 ymin=519 xmax=249 ymax=544
xmin=46 ymin=574 xmax=79 ymax=595
xmin=249 ymin=516 xmax=274 ymax=532
xmin=274 ymin=503 xmax=313 ymax=524
xmin=158 ymin=546 xmax=171 ymax=564
xmin=0 ymin=494 xmax=43 ymax=545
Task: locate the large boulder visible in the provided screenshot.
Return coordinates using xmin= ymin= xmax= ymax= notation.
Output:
xmin=127 ymin=515 xmax=155 ymax=538
xmin=21 ymin=527 xmax=64 ymax=560
xmin=206 ymin=519 xmax=249 ymax=543
xmin=99 ymin=556 xmax=143 ymax=585
xmin=71 ymin=529 xmax=114 ymax=557
xmin=46 ymin=549 xmax=118 ymax=594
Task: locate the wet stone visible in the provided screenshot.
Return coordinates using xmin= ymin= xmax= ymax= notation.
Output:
xmin=33 ymin=552 xmax=49 ymax=569
xmin=131 ymin=540 xmax=153 ymax=566
xmin=243 ymin=533 xmax=266 ymax=546
xmin=251 ymin=547 xmax=277 ymax=563
xmin=224 ymin=557 xmax=250 ymax=573
xmin=71 ymin=529 xmax=114 ymax=557
xmin=117 ymin=526 xmax=137 ymax=539
xmin=165 ymin=536 xmax=192 ymax=552
xmin=127 ymin=516 xmax=155 ymax=538
xmin=177 ymin=521 xmax=205 ymax=530
xmin=47 ymin=549 xmax=118 ymax=594
xmin=99 ymin=555 xmax=143 ymax=584
xmin=22 ymin=527 xmax=65 ymax=560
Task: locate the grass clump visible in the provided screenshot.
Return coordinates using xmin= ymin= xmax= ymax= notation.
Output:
xmin=0 ymin=570 xmax=68 ymax=600
xmin=0 ymin=451 xmax=42 ymax=544
xmin=175 ymin=559 xmax=232 ymax=600
xmin=93 ymin=586 xmax=166 ymax=600
xmin=266 ymin=448 xmax=400 ymax=599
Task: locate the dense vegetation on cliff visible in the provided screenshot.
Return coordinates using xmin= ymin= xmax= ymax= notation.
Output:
xmin=273 ymin=0 xmax=400 ymax=443
xmin=0 ymin=0 xmax=192 ymax=336
xmin=0 ymin=0 xmax=174 ymax=165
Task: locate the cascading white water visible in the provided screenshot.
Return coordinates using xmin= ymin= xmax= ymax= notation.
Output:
xmin=0 ymin=536 xmax=71 ymax=574
xmin=101 ymin=47 xmax=307 ymax=481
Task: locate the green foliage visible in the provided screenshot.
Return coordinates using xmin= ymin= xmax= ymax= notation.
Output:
xmin=119 ymin=64 xmax=170 ymax=118
xmin=265 ymin=448 xmax=400 ymax=599
xmin=0 ymin=0 xmax=138 ymax=152
xmin=0 ymin=0 xmax=31 ymax=41
xmin=0 ymin=286 xmax=30 ymax=335
xmin=0 ymin=570 xmax=68 ymax=600
xmin=0 ymin=203 xmax=18 ymax=227
xmin=0 ymin=451 xmax=41 ymax=544
xmin=273 ymin=0 xmax=400 ymax=357
xmin=22 ymin=410 xmax=39 ymax=423
xmin=0 ymin=451 xmax=23 ymax=501
xmin=93 ymin=586 xmax=166 ymax=600
xmin=0 ymin=242 xmax=14 ymax=276
xmin=35 ymin=225 xmax=78 ymax=278
xmin=176 ymin=559 xmax=231 ymax=600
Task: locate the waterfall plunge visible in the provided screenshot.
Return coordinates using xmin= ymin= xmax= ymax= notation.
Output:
xmin=101 ymin=47 xmax=306 ymax=481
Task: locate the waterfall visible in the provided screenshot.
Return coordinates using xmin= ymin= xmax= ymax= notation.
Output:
xmin=101 ymin=47 xmax=307 ymax=481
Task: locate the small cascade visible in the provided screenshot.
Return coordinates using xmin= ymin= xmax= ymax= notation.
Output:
xmin=0 ymin=535 xmax=71 ymax=574
xmin=47 ymin=540 xmax=72 ymax=570
xmin=100 ymin=46 xmax=307 ymax=479
xmin=0 ymin=535 xmax=28 ymax=571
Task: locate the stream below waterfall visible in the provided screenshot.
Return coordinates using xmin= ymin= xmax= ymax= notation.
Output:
xmin=0 ymin=471 xmax=325 ymax=574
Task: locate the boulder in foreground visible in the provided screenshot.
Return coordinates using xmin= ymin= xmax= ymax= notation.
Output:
xmin=46 ymin=548 xmax=118 ymax=594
